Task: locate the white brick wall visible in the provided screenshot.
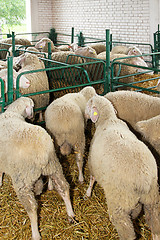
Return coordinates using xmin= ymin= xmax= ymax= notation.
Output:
xmin=31 ymin=0 xmax=160 ymax=48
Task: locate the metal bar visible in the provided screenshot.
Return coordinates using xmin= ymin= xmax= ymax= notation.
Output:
xmin=105 ymin=29 xmax=110 ymax=94
xmin=7 ymin=56 xmax=13 ymax=103
xmin=0 ymin=78 xmax=5 ymax=112
xmin=12 ymin=32 xmax=15 ymax=57
xmin=71 ymin=27 xmax=74 ymax=43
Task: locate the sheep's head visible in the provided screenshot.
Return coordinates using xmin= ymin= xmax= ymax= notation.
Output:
xmin=6 ymin=97 xmax=34 ymax=119
xmin=128 ymin=46 xmax=143 ymax=59
xmin=35 ymin=38 xmax=54 ymax=51
xmin=68 ymin=43 xmax=79 ymax=52
xmin=80 ymin=86 xmax=97 ymax=102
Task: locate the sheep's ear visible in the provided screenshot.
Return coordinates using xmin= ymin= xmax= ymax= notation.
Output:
xmin=16 ymin=54 xmax=26 ymax=66
xmin=25 ymin=105 xmax=33 ymax=119
xmin=91 ymin=106 xmax=99 ymax=123
xmin=40 ymin=41 xmax=46 ymax=48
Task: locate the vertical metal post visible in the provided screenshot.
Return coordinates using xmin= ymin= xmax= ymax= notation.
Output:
xmin=71 ymin=27 xmax=74 ymax=43
xmin=110 ymin=33 xmax=113 ymax=51
xmin=105 ymin=29 xmax=110 ymax=94
xmin=48 ymin=42 xmax=52 ymax=60
xmin=12 ymin=31 xmax=15 ymax=57
xmin=7 ymin=56 xmax=13 ymax=103
xmin=78 ymin=31 xmax=85 ymax=46
xmin=0 ymin=78 xmax=5 ymax=112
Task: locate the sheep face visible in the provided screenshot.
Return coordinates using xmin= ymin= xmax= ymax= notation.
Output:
xmin=128 ymin=46 xmax=143 ymax=59
xmin=35 ymin=38 xmax=47 ymax=49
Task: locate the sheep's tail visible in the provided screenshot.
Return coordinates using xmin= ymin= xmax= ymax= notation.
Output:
xmin=60 ymin=141 xmax=72 ymax=155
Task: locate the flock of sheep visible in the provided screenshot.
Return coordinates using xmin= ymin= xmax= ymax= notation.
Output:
xmin=0 ymin=36 xmax=160 ymax=240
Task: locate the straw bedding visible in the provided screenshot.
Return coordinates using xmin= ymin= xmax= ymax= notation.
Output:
xmin=0 ymin=123 xmax=153 ymax=239
xmin=131 ymin=73 xmax=160 ymax=95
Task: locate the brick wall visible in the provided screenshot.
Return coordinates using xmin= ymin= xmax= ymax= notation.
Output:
xmin=37 ymin=0 xmax=53 ymax=32
xmin=52 ymin=0 xmax=151 ymax=43
xmin=32 ymin=0 xmax=159 ymax=48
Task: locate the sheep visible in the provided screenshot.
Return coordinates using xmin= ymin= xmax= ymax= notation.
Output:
xmin=0 ymin=68 xmax=30 ymax=99
xmin=74 ymin=46 xmax=97 ymax=58
xmin=68 ymin=43 xmax=79 ymax=52
xmin=84 ymin=94 xmax=160 ymax=240
xmin=68 ymin=43 xmax=97 ymax=58
xmin=88 ymin=43 xmax=106 ymax=55
xmin=45 ymin=86 xmax=97 ymax=183
xmin=104 ymin=90 xmax=160 ymax=130
xmin=0 ymin=97 xmax=75 ymax=240
xmin=15 ymin=52 xmax=50 ymax=121
xmin=35 ymin=37 xmax=60 ymax=53
xmin=97 ymin=45 xmax=143 ymax=61
xmin=0 ymin=37 xmax=31 ymax=59
xmin=135 ymin=115 xmax=160 ymax=156
xmin=56 ymin=44 xmax=71 ymax=51
xmin=110 ymin=45 xmax=143 ymax=58
xmin=97 ymin=51 xmax=106 ymax=60
xmin=112 ymin=56 xmax=149 ymax=89
xmin=51 ymin=50 xmax=76 ymax=63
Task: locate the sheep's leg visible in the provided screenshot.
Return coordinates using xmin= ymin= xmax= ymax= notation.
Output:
xmin=144 ymin=203 xmax=160 ymax=240
xmin=84 ymin=175 xmax=95 ymax=200
xmin=38 ymin=112 xmax=43 ymax=122
xmin=0 ymin=172 xmax=4 ymax=186
xmin=108 ymin=209 xmax=136 ymax=240
xmin=48 ymin=177 xmax=54 ymax=191
xmin=131 ymin=203 xmax=142 ymax=219
xmin=51 ymin=175 xmax=75 ymax=222
xmin=16 ymin=188 xmax=41 ymax=240
xmin=74 ymin=145 xmax=84 ymax=183
xmin=34 ymin=178 xmax=43 ymax=196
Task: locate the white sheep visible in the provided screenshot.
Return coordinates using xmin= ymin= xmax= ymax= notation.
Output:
xmin=84 ymin=95 xmax=160 ymax=240
xmin=45 ymin=86 xmax=97 ymax=183
xmin=68 ymin=43 xmax=97 ymax=58
xmin=15 ymin=52 xmax=50 ymax=121
xmin=97 ymin=45 xmax=143 ymax=61
xmin=87 ymin=43 xmax=106 ymax=55
xmin=0 ymin=68 xmax=30 ymax=98
xmin=74 ymin=46 xmax=97 ymax=58
xmin=112 ymin=55 xmax=150 ymax=89
xmin=104 ymin=90 xmax=160 ymax=130
xmin=0 ymin=97 xmax=75 ymax=240
xmin=110 ymin=45 xmax=143 ymax=58
xmin=35 ymin=37 xmax=60 ymax=53
xmin=135 ymin=115 xmax=160 ymax=156
xmin=0 ymin=37 xmax=31 ymax=59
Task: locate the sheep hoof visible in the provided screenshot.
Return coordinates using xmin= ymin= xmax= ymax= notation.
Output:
xmin=83 ymin=194 xmax=90 ymax=201
xmin=68 ymin=215 xmax=76 ymax=224
xmin=78 ymin=176 xmax=84 ymax=184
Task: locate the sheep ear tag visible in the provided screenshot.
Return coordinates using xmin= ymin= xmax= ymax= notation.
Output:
xmin=91 ymin=106 xmax=99 ymax=123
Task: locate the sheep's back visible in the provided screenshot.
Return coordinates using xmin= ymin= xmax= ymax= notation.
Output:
xmin=45 ymin=101 xmax=84 ymax=146
xmin=105 ymin=91 xmax=160 ymax=128
xmin=0 ymin=119 xmax=54 ymax=186
xmin=89 ymin=122 xmax=157 ymax=197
